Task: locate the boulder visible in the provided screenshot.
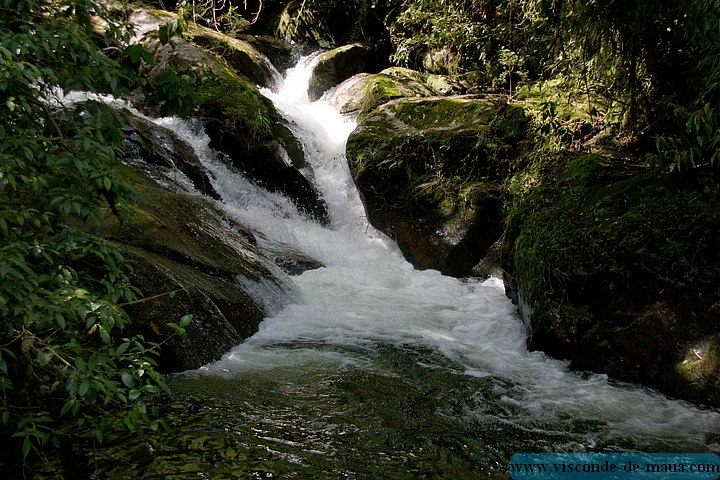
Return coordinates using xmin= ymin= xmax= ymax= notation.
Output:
xmin=422 ymin=46 xmax=461 ymax=76
xmin=118 ymin=110 xmax=220 ymax=200
xmin=502 ymin=153 xmax=720 ymax=406
xmin=308 ymin=43 xmax=373 ymax=101
xmin=329 ymin=67 xmax=435 ymax=118
xmin=347 ymin=96 xmax=529 ymax=277
xmin=196 ymin=73 xmax=330 ymax=224
xmin=93 ymin=104 xmax=323 ymax=371
xmin=100 ymin=162 xmax=288 ymax=372
xmin=125 ymin=7 xmax=288 ymax=89
xmin=186 ymin=24 xmax=286 ymax=88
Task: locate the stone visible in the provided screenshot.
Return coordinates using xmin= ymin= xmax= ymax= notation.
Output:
xmin=308 ymin=43 xmax=373 ymax=101
xmin=347 ymin=95 xmax=529 ymax=276
xmin=329 ymin=67 xmax=435 ymax=118
xmin=502 ymin=153 xmax=720 ymax=406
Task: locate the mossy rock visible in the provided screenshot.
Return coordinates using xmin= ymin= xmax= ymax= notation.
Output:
xmin=347 ymin=95 xmax=529 ymax=276
xmin=125 ymin=7 xmax=328 ymax=223
xmin=186 ymin=23 xmax=286 ymax=88
xmin=502 ymin=152 xmax=720 ymax=406
xmin=308 ymin=43 xmax=373 ymax=101
xmin=118 ymin=108 xmax=220 ymax=200
xmin=330 ymin=67 xmax=435 ymax=119
xmin=90 ymin=103 xmax=324 ymax=371
xmin=97 ymin=162 xmax=291 ymax=372
xmin=196 ymin=73 xmax=330 ymax=224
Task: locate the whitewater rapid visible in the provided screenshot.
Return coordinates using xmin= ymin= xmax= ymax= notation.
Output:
xmin=151 ymin=54 xmax=719 ymax=453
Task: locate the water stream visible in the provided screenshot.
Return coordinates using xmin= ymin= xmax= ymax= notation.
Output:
xmin=90 ymin=55 xmax=719 ymax=479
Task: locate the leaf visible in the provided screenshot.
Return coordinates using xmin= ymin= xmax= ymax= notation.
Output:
xmin=116 ymin=340 xmax=130 ymax=355
xmin=142 ymin=384 xmax=159 ymax=394
xmin=99 ymin=326 xmax=111 ymax=345
xmin=60 ymin=399 xmax=75 ymax=417
xmin=22 ymin=437 xmax=31 ymax=458
xmin=150 ymin=321 xmax=161 ymax=335
xmin=128 ymin=389 xmax=141 ymax=401
xmin=79 ymin=381 xmax=90 ymax=397
xmin=121 ymin=373 xmax=134 ymax=388
xmin=179 ymin=314 xmax=192 ymax=328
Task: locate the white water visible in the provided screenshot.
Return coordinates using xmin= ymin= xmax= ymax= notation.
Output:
xmin=105 ymin=54 xmax=719 ymax=453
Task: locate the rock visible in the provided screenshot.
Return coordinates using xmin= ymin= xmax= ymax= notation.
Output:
xmin=186 ymin=24 xmax=286 ymax=88
xmin=425 ymin=74 xmax=461 ymax=96
xmin=196 ymin=73 xmax=330 ymax=224
xmin=90 ymin=103 xmax=324 ymax=371
xmin=99 ymin=162 xmax=292 ymax=372
xmin=422 ymin=47 xmax=461 ymax=75
xmin=502 ymin=153 xmax=720 ymax=406
xmin=124 ymin=9 xmax=330 ymax=224
xmin=329 ymin=67 xmax=435 ymax=118
xmin=126 ymin=7 xmax=178 ymax=45
xmin=347 ymin=95 xmax=529 ymax=276
xmin=119 ymin=111 xmax=220 ymax=200
xmin=308 ymin=43 xmax=373 ymax=101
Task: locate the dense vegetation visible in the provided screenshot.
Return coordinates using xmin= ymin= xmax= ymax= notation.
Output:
xmin=388 ymin=0 xmax=720 ymax=171
xmin=0 ymin=0 xmax=190 ymax=474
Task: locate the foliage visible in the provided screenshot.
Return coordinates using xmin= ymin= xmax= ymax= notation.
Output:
xmin=504 ymin=153 xmax=720 ymax=306
xmin=122 ymin=15 xmax=209 ymax=118
xmin=0 ymin=0 xmax=189 ymax=470
xmin=387 ymin=0 xmax=720 ymax=171
xmin=388 ymin=0 xmax=545 ymax=95
xmin=178 ymin=0 xmax=257 ymax=32
xmin=654 ymin=0 xmax=720 ymax=171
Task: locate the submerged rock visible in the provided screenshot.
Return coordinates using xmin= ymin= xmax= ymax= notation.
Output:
xmin=347 ymin=95 xmax=529 ymax=277
xmin=502 ymin=153 xmax=720 ymax=406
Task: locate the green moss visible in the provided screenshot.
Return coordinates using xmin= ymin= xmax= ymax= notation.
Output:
xmin=505 ymin=152 xmax=720 ymax=310
xmin=99 ymin=163 xmax=269 ymax=282
xmin=198 ymin=73 xmax=275 ymax=147
xmin=356 ymin=68 xmax=434 ymax=121
xmin=349 ymin=97 xmax=529 ymax=217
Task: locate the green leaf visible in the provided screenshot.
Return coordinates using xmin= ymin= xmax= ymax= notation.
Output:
xmin=121 ymin=373 xmax=134 ymax=388
xmin=179 ymin=314 xmax=192 ymax=328
xmin=21 ymin=437 xmax=31 ymax=458
xmin=142 ymin=384 xmax=159 ymax=394
xmin=128 ymin=389 xmax=141 ymax=401
xmin=79 ymin=381 xmax=90 ymax=397
xmin=60 ymin=399 xmax=75 ymax=417
xmin=116 ymin=340 xmax=130 ymax=355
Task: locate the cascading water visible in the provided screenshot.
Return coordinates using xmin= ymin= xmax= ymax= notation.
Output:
xmin=89 ymin=55 xmax=719 ymax=478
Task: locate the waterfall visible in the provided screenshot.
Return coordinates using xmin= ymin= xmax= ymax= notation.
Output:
xmin=184 ymin=56 xmax=719 ymax=449
xmin=78 ymin=55 xmax=720 ymax=477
